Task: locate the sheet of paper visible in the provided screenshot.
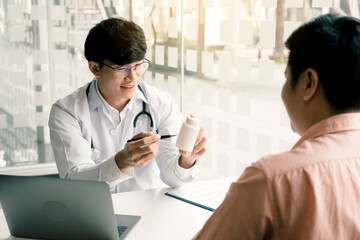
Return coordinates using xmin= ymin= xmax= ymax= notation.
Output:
xmin=143 ymin=71 xmax=152 ymax=84
xmin=112 ymin=0 xmax=120 ymax=6
xmin=219 ymin=52 xmax=231 ymax=80
xmin=10 ymin=72 xmax=26 ymax=85
xmin=165 ymin=177 xmax=237 ymax=211
xmin=201 ymin=116 xmax=213 ymax=138
xmin=33 ymin=71 xmax=49 ymax=85
xmin=186 ymin=18 xmax=198 ymax=40
xmin=218 ymin=121 xmax=231 ymax=145
xmin=54 ymin=69 xmax=69 ymax=85
xmin=155 ymin=45 xmax=164 ymax=65
xmin=237 ymin=93 xmax=251 ymax=116
xmin=146 ymin=43 xmax=152 ymax=61
xmin=52 ymin=50 xmax=68 ymax=64
xmin=132 ymin=16 xmax=140 ymax=27
xmin=168 ymin=17 xmax=178 ymax=39
xmin=186 ymin=0 xmax=198 ymax=8
xmin=260 ymin=21 xmax=275 ymax=48
xmin=144 ymin=16 xmax=152 ymax=35
xmin=84 ymin=0 xmax=92 ymax=7
xmin=217 ymin=153 xmax=230 ymax=176
xmin=261 ymin=0 xmax=277 ymax=7
xmin=284 ymin=21 xmax=302 ymax=41
xmin=201 ymin=84 xmax=213 ymax=107
xmin=9 ymin=27 xmax=24 ymax=42
xmin=50 ymin=6 xmax=66 ymax=20
xmin=155 ymin=73 xmax=165 ymax=90
xmin=236 ymin=127 xmax=250 ymax=152
xmin=218 ymin=88 xmax=231 ymax=112
xmin=144 ymin=0 xmax=154 ymax=7
xmin=186 ymin=49 xmax=197 ymax=72
xmin=221 ymin=0 xmax=233 ymax=7
xmin=220 ymin=20 xmax=234 ymax=43
xmin=10 ymin=50 xmax=26 ymax=65
xmin=167 ymin=47 xmax=178 ymax=68
xmin=78 ymin=14 xmax=85 ymax=28
xmin=31 ymin=5 xmax=46 ymax=20
xmin=34 ymin=92 xmax=49 ymax=106
xmin=8 ymin=5 xmax=23 ymax=20
xmin=13 ymin=113 xmax=29 ymax=128
xmin=33 ymin=50 xmax=48 ymax=64
xmin=168 ymin=76 xmax=178 ymax=95
xmin=104 ymin=0 xmax=111 ymax=7
xmin=155 ymin=0 xmax=165 ymax=7
xmin=13 ymin=92 xmax=27 ymax=107
xmin=285 ymin=0 xmax=303 ymax=7
xmin=256 ymin=133 xmax=272 ymax=157
xmin=202 ymin=0 xmax=214 ymax=7
xmin=238 ymin=57 xmax=252 ymax=82
xmin=184 ymin=80 xmax=198 ymax=105
xmin=169 ymin=0 xmax=178 ymax=8
xmin=239 ymin=20 xmax=252 ymax=45
xmin=259 ymin=59 xmax=274 ymax=82
xmin=52 ymin=27 xmax=67 ymax=42
xmin=201 ymin=51 xmax=214 ymax=76
xmin=312 ymin=0 xmax=333 ymax=7
xmin=35 ymin=112 xmax=49 ymax=126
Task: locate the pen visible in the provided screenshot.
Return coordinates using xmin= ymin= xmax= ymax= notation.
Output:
xmin=127 ymin=135 xmax=177 ymax=143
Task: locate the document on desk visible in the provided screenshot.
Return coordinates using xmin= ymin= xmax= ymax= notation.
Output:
xmin=165 ymin=177 xmax=237 ymax=212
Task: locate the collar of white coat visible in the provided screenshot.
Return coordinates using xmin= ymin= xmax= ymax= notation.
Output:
xmin=87 ymin=78 xmax=148 ymax=112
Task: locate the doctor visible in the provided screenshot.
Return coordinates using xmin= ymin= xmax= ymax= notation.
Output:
xmin=48 ymin=18 xmax=208 ymax=193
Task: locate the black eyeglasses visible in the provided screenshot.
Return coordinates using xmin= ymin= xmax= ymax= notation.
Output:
xmin=102 ymin=58 xmax=151 ymax=79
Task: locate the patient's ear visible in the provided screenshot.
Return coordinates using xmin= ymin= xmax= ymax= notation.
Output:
xmin=303 ymin=68 xmax=319 ymax=101
xmin=88 ymin=61 xmax=101 ymax=78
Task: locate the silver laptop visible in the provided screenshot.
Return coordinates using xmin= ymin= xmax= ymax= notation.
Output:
xmin=0 ymin=174 xmax=140 ymax=240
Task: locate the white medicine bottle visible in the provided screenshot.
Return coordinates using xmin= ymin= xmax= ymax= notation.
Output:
xmin=176 ymin=115 xmax=200 ymax=152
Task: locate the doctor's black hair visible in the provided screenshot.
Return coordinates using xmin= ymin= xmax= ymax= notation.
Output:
xmin=285 ymin=13 xmax=360 ymax=111
xmin=84 ymin=18 xmax=147 ymax=67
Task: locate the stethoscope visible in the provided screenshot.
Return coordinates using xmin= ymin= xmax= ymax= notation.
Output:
xmin=86 ymin=81 xmax=154 ymax=159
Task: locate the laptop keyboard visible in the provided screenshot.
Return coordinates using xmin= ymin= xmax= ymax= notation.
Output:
xmin=118 ymin=226 xmax=128 ymax=236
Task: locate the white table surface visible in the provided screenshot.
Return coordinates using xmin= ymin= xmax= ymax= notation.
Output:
xmin=0 ymin=187 xmax=213 ymax=240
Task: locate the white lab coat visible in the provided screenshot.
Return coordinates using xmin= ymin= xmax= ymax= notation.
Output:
xmin=49 ymin=78 xmax=197 ymax=193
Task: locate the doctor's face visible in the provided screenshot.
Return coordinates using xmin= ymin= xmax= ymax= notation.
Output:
xmin=98 ymin=59 xmax=149 ymax=101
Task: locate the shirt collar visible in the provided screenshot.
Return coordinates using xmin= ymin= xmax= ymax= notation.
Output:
xmin=87 ymin=78 xmax=101 ymax=111
xmin=293 ymin=112 xmax=360 ymax=149
xmin=87 ymin=78 xmax=148 ymax=112
xmin=135 ymin=82 xmax=149 ymax=104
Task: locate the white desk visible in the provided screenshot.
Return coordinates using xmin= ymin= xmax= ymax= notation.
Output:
xmin=0 ymin=187 xmax=213 ymax=240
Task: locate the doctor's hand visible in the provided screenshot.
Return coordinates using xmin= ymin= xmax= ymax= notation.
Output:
xmin=114 ymin=132 xmax=160 ymax=173
xmin=179 ymin=126 xmax=208 ymax=169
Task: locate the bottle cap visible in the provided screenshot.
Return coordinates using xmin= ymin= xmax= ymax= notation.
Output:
xmin=186 ymin=116 xmax=200 ymax=127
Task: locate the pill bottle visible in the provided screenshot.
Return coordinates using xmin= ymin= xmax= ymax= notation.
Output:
xmin=176 ymin=116 xmax=200 ymax=152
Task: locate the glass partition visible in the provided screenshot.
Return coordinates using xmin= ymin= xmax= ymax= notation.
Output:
xmin=0 ymin=0 xmax=359 ymax=180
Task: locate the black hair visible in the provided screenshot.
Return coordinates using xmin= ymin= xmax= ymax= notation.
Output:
xmin=285 ymin=13 xmax=360 ymax=111
xmin=84 ymin=18 xmax=147 ymax=66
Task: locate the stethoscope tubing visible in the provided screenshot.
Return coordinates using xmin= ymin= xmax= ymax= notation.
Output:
xmin=86 ymin=81 xmax=154 ymax=151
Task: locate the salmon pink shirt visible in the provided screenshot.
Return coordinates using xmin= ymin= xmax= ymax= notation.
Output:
xmin=195 ymin=113 xmax=360 ymax=240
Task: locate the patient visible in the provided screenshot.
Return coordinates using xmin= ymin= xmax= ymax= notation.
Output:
xmin=194 ymin=13 xmax=360 ymax=240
